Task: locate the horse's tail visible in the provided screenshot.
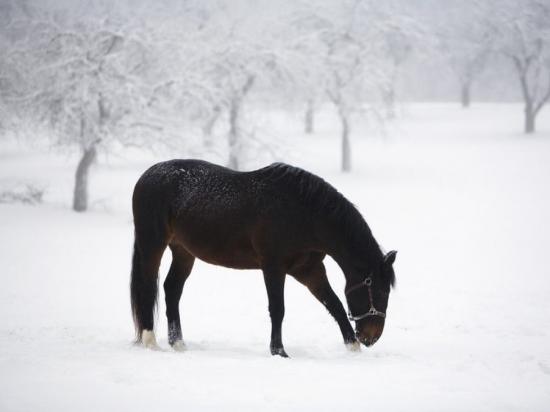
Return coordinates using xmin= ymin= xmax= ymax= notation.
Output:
xmin=130 ymin=235 xmax=159 ymax=342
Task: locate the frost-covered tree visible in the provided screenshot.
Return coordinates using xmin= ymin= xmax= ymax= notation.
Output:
xmin=0 ymin=31 xmax=12 ymax=137
xmin=9 ymin=2 xmax=152 ymax=211
xmin=369 ymin=0 xmax=425 ymax=118
xmin=436 ymin=0 xmax=494 ymax=108
xmin=492 ymin=0 xmax=550 ymax=133
xmin=285 ymin=4 xmax=335 ymax=135
xmin=177 ymin=1 xmax=308 ymax=170
xmin=0 ymin=0 xmax=32 ymax=138
xmin=204 ymin=35 xmax=260 ymax=170
xmin=324 ymin=31 xmax=365 ymax=173
xmin=121 ymin=2 xmax=223 ymax=154
xmin=300 ymin=0 xmax=391 ymax=172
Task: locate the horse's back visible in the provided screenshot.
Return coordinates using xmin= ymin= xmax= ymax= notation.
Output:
xmin=132 ymin=160 xmax=263 ymax=264
xmin=134 ymin=159 xmax=243 ymax=201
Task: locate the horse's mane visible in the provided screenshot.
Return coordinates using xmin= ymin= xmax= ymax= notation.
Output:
xmin=256 ymin=163 xmax=385 ymax=271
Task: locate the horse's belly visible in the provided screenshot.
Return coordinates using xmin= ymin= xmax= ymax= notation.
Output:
xmin=197 ymin=250 xmax=261 ymax=270
xmin=173 ymin=226 xmax=261 ymax=269
xmin=185 ymin=242 xmax=261 ymax=269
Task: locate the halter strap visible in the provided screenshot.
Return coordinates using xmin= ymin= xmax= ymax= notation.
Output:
xmin=345 ymin=275 xmax=386 ymax=320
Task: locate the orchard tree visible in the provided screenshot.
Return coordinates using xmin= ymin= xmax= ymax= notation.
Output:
xmin=304 ymin=0 xmax=391 ymax=172
xmin=12 ymin=3 xmax=152 ymax=211
xmin=286 ymin=4 xmax=334 ymax=135
xmin=184 ymin=1 xmax=308 ymax=170
xmin=0 ymin=33 xmax=12 ymax=136
xmin=368 ymin=0 xmax=425 ymax=118
xmin=437 ymin=0 xmax=494 ymax=108
xmin=492 ymin=0 xmax=550 ymax=133
xmin=0 ymin=0 xmax=32 ymax=138
xmin=136 ymin=0 xmax=225 ymax=148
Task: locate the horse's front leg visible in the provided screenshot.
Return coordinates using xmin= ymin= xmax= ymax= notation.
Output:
xmin=290 ymin=261 xmax=359 ymax=351
xmin=261 ymin=264 xmax=289 ymax=358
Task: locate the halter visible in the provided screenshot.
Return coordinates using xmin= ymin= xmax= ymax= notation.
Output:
xmin=345 ymin=275 xmax=386 ymax=320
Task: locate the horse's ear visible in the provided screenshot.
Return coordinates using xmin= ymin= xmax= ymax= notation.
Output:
xmin=384 ymin=250 xmax=397 ymax=266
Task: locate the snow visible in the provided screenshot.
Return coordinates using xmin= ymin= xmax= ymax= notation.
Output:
xmin=1 ymin=103 xmax=550 ymax=411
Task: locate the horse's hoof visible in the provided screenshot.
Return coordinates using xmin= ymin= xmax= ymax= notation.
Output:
xmin=271 ymin=347 xmax=289 ymax=358
xmin=346 ymin=341 xmax=361 ymax=352
xmin=142 ymin=330 xmax=161 ymax=351
xmin=171 ymin=340 xmax=186 ymax=352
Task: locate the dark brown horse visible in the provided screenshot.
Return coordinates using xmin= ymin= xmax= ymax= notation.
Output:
xmin=130 ymin=159 xmax=396 ymax=356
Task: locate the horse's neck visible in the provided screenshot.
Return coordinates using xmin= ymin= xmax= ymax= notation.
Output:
xmin=325 ymin=227 xmax=381 ymax=285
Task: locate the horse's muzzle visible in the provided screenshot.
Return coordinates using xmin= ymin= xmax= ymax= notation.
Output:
xmin=356 ymin=319 xmax=384 ymax=347
xmin=358 ymin=335 xmax=379 ymax=347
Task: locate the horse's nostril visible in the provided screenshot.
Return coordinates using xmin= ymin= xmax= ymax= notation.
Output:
xmin=360 ymin=338 xmax=372 ymax=347
xmin=359 ymin=336 xmax=379 ymax=347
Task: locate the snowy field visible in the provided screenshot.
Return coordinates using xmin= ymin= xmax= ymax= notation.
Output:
xmin=1 ymin=103 xmax=550 ymax=411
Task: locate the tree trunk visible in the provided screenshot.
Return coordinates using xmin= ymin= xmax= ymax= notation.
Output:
xmin=461 ymin=82 xmax=471 ymax=108
xmin=525 ymin=102 xmax=535 ymax=134
xmin=73 ymin=145 xmax=97 ymax=212
xmin=228 ymin=97 xmax=240 ymax=170
xmin=227 ymin=76 xmax=255 ymax=170
xmin=202 ymin=106 xmax=221 ymax=147
xmin=305 ymin=99 xmax=314 ymax=134
xmin=338 ymin=109 xmax=351 ymax=172
xmin=385 ymin=87 xmax=396 ymax=119
xmin=514 ymin=64 xmax=540 ymax=134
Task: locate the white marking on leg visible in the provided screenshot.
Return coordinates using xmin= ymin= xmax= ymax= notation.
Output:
xmin=142 ymin=330 xmax=161 ymax=350
xmin=346 ymin=341 xmax=361 ymax=352
xmin=171 ymin=339 xmax=186 ymax=352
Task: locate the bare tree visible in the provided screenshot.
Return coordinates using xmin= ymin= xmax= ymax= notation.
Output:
xmin=9 ymin=3 xmax=151 ymax=211
xmin=188 ymin=2 xmax=308 ymax=170
xmin=303 ymin=0 xmax=391 ymax=172
xmin=0 ymin=0 xmax=32 ymax=139
xmin=304 ymin=98 xmax=315 ymax=134
xmin=436 ymin=0 xmax=494 ymax=108
xmin=370 ymin=1 xmax=425 ymax=118
xmin=492 ymin=0 xmax=550 ymax=133
xmin=283 ymin=4 xmax=332 ymax=135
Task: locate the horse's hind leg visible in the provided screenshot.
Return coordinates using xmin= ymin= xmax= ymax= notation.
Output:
xmin=164 ymin=243 xmax=195 ymax=351
xmin=290 ymin=260 xmax=359 ymax=350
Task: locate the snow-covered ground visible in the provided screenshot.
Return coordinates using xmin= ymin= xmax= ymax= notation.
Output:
xmin=1 ymin=103 xmax=549 ymax=411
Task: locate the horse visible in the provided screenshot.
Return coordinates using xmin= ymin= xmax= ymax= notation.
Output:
xmin=130 ymin=159 xmax=397 ymax=357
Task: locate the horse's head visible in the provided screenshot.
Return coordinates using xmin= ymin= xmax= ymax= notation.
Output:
xmin=345 ymin=250 xmax=397 ymax=347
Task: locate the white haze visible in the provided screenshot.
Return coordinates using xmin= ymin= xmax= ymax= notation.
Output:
xmin=1 ymin=0 xmax=550 ymax=410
